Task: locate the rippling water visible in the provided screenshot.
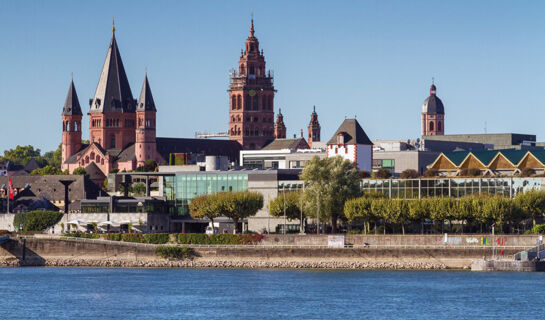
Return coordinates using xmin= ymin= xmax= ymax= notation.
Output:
xmin=1 ymin=268 xmax=545 ymax=319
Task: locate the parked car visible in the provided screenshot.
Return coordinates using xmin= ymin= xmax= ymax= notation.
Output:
xmin=205 ymin=226 xmax=218 ymax=235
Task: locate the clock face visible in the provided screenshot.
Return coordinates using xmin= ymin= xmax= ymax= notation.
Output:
xmin=249 ymin=90 xmax=256 ymax=97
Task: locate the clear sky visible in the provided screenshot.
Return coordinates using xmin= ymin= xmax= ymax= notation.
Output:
xmin=1 ymin=0 xmax=544 ymax=153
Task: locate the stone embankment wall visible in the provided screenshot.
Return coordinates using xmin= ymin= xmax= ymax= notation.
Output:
xmin=261 ymin=234 xmax=538 ymax=247
xmin=0 ymin=236 xmax=526 ymax=269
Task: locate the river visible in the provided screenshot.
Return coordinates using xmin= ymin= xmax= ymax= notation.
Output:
xmin=1 ymin=268 xmax=544 ymax=319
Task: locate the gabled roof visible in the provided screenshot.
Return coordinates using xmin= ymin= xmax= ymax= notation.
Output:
xmin=62 ymin=79 xmax=82 ymax=116
xmin=327 ymin=119 xmax=373 ymax=145
xmin=469 ymin=149 xmax=498 ymax=166
xmin=442 ymin=150 xmax=470 ymax=166
xmin=24 ymin=159 xmax=42 ymax=173
xmin=117 ymin=144 xmax=135 ymax=162
xmin=137 ymin=74 xmax=156 ymax=111
xmin=262 ymin=138 xmax=309 ymax=150
xmin=64 ymin=144 xmax=89 ymax=164
xmin=89 ymin=32 xmax=135 ymax=114
xmin=84 ymin=162 xmax=107 ymax=181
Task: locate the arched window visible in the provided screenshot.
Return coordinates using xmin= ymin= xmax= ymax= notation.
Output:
xmin=237 ymin=95 xmax=242 ymax=109
xmin=231 ymin=96 xmax=236 ymax=110
xmin=429 ymin=121 xmax=434 ymax=131
xmin=438 ymin=121 xmax=442 ymax=132
xmin=66 ymin=121 xmax=70 ymax=132
xmin=74 ymin=122 xmax=79 ymax=132
xmin=110 ymin=136 xmax=116 ymax=149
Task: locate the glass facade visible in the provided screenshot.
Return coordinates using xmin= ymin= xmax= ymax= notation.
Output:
xmin=164 ymin=173 xmax=249 ymax=216
xmin=361 ymin=177 xmax=543 ymax=199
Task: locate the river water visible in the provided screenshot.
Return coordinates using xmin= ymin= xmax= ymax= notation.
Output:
xmin=1 ymin=268 xmax=545 ymax=319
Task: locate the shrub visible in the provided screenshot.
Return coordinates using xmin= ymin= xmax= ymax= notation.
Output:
xmin=121 ymin=233 xmax=144 ymax=243
xmin=72 ymin=167 xmax=88 ymax=176
xmin=531 ymin=224 xmax=545 ymax=234
xmin=358 ymin=170 xmax=371 ymax=178
xmin=13 ymin=210 xmax=63 ymax=232
xmin=104 ymin=233 xmax=122 ymax=241
xmin=143 ymin=233 xmax=170 ymax=244
xmin=400 ymin=169 xmax=419 ymax=179
xmin=423 ymin=169 xmax=439 ymax=177
xmin=63 ymin=233 xmax=99 ymax=239
xmin=176 ymin=233 xmax=263 ymax=245
xmin=154 ymin=246 xmax=193 ymax=260
xmin=109 ymin=168 xmax=119 ymax=173
xmin=375 ymin=169 xmax=392 ymax=179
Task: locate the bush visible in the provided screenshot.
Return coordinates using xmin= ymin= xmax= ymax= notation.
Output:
xmin=531 ymin=224 xmax=545 ymax=234
xmin=176 ymin=233 xmax=263 ymax=245
xmin=459 ymin=168 xmax=481 ymax=177
xmin=121 ymin=233 xmax=144 ymax=243
xmin=63 ymin=233 xmax=99 ymax=239
xmin=423 ymin=169 xmax=439 ymax=177
xmin=154 ymin=246 xmax=193 ymax=260
xmin=143 ymin=233 xmax=170 ymax=244
xmin=13 ymin=210 xmax=63 ymax=232
xmin=358 ymin=170 xmax=371 ymax=178
xmin=104 ymin=233 xmax=122 ymax=241
xmin=400 ymin=169 xmax=419 ymax=179
xmin=375 ymin=169 xmax=392 ymax=179
xmin=72 ymin=167 xmax=88 ymax=176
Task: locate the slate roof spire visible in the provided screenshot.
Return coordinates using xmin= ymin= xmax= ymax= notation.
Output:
xmin=137 ymin=72 xmax=156 ymax=111
xmin=62 ymin=78 xmax=82 ymax=116
xmin=89 ymin=24 xmax=135 ymax=113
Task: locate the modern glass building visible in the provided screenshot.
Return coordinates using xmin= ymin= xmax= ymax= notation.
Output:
xmin=163 ymin=172 xmax=249 ymax=216
xmin=361 ymin=177 xmax=543 ymax=199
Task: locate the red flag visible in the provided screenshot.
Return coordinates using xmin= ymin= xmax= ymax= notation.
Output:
xmin=8 ymin=177 xmax=14 ymax=200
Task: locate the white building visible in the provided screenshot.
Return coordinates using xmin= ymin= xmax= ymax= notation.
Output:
xmin=326 ymin=119 xmax=373 ymax=171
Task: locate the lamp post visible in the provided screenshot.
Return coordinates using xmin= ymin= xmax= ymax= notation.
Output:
xmin=300 ymin=183 xmax=304 ymax=234
xmin=316 ymin=191 xmax=320 ymax=235
xmin=283 ymin=185 xmax=287 ymax=235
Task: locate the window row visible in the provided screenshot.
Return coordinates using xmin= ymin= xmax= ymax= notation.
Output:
xmin=231 ymin=94 xmax=273 ymax=111
xmin=63 ymin=121 xmax=80 ymax=132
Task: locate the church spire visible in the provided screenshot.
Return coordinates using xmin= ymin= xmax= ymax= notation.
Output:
xmin=63 ymin=78 xmax=82 ymax=116
xmin=250 ymin=18 xmax=255 ymax=37
xmin=137 ymin=73 xmax=156 ymax=111
xmin=89 ymin=24 xmax=135 ymax=113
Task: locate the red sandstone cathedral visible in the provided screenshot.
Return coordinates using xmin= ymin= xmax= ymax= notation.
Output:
xmin=61 ymin=20 xmax=320 ymax=175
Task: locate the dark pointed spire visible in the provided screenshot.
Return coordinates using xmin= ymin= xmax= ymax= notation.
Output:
xmin=250 ymin=19 xmax=255 ymax=37
xmin=137 ymin=72 xmax=156 ymax=111
xmin=89 ymin=24 xmax=135 ymax=113
xmin=62 ymin=78 xmax=82 ymax=116
xmin=311 ymin=105 xmax=317 ymax=116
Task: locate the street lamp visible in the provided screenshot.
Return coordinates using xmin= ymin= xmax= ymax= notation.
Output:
xmin=283 ymin=184 xmax=287 ymax=235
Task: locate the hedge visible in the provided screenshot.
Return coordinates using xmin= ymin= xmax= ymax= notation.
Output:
xmin=13 ymin=211 xmax=63 ymax=232
xmin=531 ymin=224 xmax=545 ymax=234
xmin=176 ymin=233 xmax=264 ymax=245
xmin=63 ymin=233 xmax=100 ymax=239
xmin=154 ymin=246 xmax=193 ymax=260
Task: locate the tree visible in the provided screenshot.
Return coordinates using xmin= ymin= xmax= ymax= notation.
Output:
xmin=30 ymin=165 xmax=63 ymax=175
xmin=3 ymin=145 xmax=45 ymax=166
xmin=375 ymin=169 xmax=392 ymax=179
xmin=72 ymin=167 xmax=87 ymax=176
xmin=344 ymin=197 xmax=374 ymax=234
xmin=408 ymin=199 xmax=429 ymax=234
xmin=221 ymin=192 xmax=263 ymax=234
xmin=132 ymin=183 xmax=146 ymax=196
xmin=423 ymin=169 xmax=439 ymax=177
xmin=269 ymin=191 xmax=306 ymax=229
xmin=515 ymin=190 xmax=545 ymax=227
xmin=400 ymin=169 xmax=419 ymax=179
xmin=300 ymin=156 xmax=361 ymax=233
xmin=189 ymin=194 xmax=222 ymax=228
xmin=135 ymin=160 xmax=157 ymax=172
xmin=42 ymin=143 xmax=62 ymax=168
xmin=386 ymin=199 xmax=410 ymax=234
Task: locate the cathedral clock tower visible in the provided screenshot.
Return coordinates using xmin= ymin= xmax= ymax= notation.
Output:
xmin=228 ymin=19 xmax=275 ymax=150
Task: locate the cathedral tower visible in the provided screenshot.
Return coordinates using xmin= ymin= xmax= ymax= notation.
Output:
xmin=88 ymin=25 xmax=137 ymax=150
xmin=274 ymin=108 xmax=286 ymax=139
xmin=135 ymin=73 xmax=158 ymax=167
xmin=61 ymin=79 xmax=83 ymax=170
xmin=421 ymin=83 xmax=445 ymax=136
xmin=228 ymin=19 xmax=275 ymax=150
xmin=307 ymin=105 xmax=321 ymax=148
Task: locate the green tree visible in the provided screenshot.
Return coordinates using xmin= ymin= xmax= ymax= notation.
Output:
xmin=220 ymin=191 xmax=263 ymax=234
xmin=515 ymin=190 xmax=545 ymax=227
xmin=300 ymin=156 xmax=361 ymax=233
xmin=375 ymin=169 xmax=392 ymax=179
xmin=384 ymin=199 xmax=410 ymax=234
xmin=344 ymin=197 xmax=374 ymax=234
xmin=42 ymin=143 xmax=63 ymax=168
xmin=72 ymin=167 xmax=87 ymax=176
xmin=135 ymin=160 xmax=157 ymax=172
xmin=400 ymin=169 xmax=419 ymax=179
xmin=189 ymin=194 xmax=222 ymax=228
xmin=408 ymin=199 xmax=429 ymax=234
xmin=132 ymin=183 xmax=146 ymax=196
xmin=30 ymin=165 xmax=63 ymax=175
xmin=3 ymin=145 xmax=45 ymax=166
xmin=270 ymin=191 xmax=306 ymax=231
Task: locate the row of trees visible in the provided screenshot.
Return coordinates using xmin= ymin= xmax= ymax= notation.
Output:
xmin=1 ymin=144 xmax=64 ymax=168
xmin=189 ymin=191 xmax=263 ymax=233
xmin=344 ymin=190 xmax=545 ymax=234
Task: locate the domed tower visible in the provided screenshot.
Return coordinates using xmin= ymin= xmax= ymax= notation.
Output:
xmin=228 ymin=19 xmax=275 ymax=150
xmin=421 ymin=83 xmax=445 ymax=136
xmin=61 ymin=78 xmax=83 ymax=171
xmin=274 ymin=108 xmax=286 ymax=139
xmin=135 ymin=73 xmax=158 ymax=167
xmin=307 ymin=105 xmax=321 ymax=148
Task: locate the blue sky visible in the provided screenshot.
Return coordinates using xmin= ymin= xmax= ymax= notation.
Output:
xmin=1 ymin=0 xmax=544 ymax=153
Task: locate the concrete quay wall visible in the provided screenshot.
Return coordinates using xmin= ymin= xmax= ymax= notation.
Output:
xmin=0 ymin=237 xmax=523 ymax=269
